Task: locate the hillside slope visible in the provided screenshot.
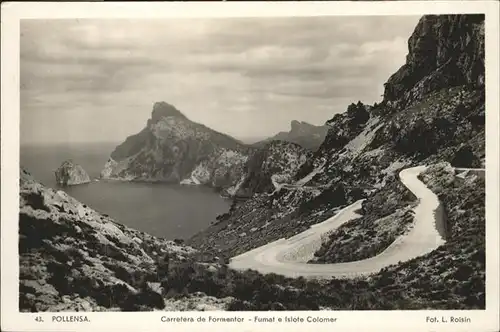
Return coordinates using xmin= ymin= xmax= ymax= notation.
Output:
xmin=19 ymin=162 xmax=485 ymax=311
xmin=19 ymin=168 xmax=236 ymax=312
xmin=54 ymin=160 xmax=91 ymax=186
xmin=188 ymin=14 xmax=485 ymax=275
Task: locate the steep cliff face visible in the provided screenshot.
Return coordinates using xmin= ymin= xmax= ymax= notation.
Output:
xmin=101 ymin=102 xmax=249 ymax=190
xmin=188 ymin=14 xmax=485 ymax=267
xmin=297 ymin=14 xmax=485 ymax=191
xmin=255 ymin=120 xmax=329 ymax=151
xmin=383 ymin=14 xmax=484 ymax=108
xmin=54 ymin=160 xmax=91 ymax=186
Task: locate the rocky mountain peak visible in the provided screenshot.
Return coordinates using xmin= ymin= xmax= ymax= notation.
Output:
xmin=383 ymin=14 xmax=484 ymax=106
xmin=150 ymin=101 xmax=187 ymax=124
xmin=290 ymin=120 xmax=302 ymax=131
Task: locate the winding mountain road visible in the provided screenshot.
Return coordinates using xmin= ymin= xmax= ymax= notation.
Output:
xmin=229 ymin=165 xmax=451 ymax=279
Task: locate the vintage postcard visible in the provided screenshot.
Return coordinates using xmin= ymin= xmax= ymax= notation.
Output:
xmin=1 ymin=1 xmax=499 ymax=331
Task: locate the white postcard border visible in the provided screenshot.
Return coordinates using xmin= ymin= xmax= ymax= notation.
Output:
xmin=1 ymin=1 xmax=499 ymax=332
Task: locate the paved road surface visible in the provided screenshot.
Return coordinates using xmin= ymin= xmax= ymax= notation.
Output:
xmin=229 ymin=166 xmax=449 ymax=279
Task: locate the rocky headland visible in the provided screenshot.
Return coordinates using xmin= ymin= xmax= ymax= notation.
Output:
xmin=100 ymin=102 xmax=317 ymax=198
xmin=100 ymin=101 xmax=249 ymax=191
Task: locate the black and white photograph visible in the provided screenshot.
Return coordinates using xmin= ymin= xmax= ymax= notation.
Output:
xmin=1 ymin=1 xmax=499 ymax=331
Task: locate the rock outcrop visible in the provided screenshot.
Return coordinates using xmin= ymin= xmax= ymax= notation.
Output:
xmin=254 ymin=120 xmax=328 ymax=151
xmin=100 ymin=102 xmax=249 ymax=191
xmin=54 ymin=160 xmax=90 ymax=186
xmin=231 ymin=140 xmax=311 ymax=198
xmin=383 ymin=14 xmax=484 ymax=108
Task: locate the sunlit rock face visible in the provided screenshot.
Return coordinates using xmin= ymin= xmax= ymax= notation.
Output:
xmin=54 ymin=160 xmax=91 ymax=186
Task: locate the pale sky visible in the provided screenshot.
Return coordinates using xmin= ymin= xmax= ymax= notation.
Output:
xmin=20 ymin=16 xmax=420 ymax=144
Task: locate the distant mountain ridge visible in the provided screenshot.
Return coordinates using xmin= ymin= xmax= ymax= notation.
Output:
xmin=254 ymin=120 xmax=328 ymax=151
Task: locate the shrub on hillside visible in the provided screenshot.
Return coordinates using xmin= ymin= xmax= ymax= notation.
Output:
xmin=450 ymin=145 xmax=480 ymax=168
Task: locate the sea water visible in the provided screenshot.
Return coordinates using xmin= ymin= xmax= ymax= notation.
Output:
xmin=20 ymin=142 xmax=230 ymax=240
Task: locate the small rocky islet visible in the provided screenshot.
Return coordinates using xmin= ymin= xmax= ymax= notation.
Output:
xmin=54 ymin=160 xmax=91 ymax=186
